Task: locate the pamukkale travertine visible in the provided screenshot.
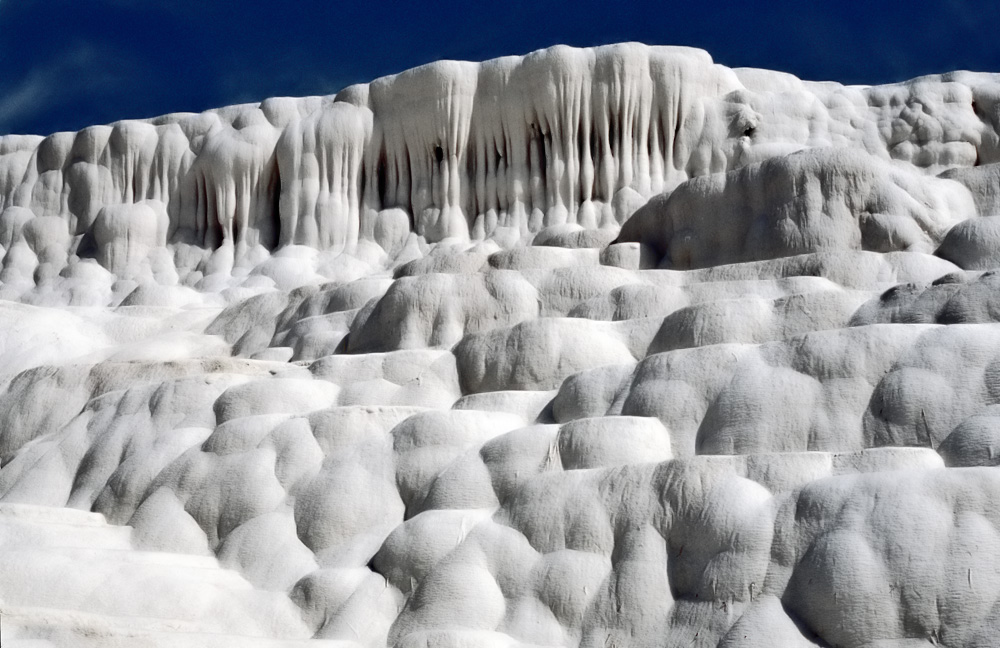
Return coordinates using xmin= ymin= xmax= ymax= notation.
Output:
xmin=1 ymin=42 xmax=1000 ymax=646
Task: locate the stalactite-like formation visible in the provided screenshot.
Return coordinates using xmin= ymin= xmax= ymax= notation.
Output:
xmin=8 ymin=42 xmax=1000 ymax=647
xmin=1 ymin=42 xmax=997 ymax=285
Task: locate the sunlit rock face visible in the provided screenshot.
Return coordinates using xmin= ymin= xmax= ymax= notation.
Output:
xmin=3 ymin=42 xmax=1000 ymax=646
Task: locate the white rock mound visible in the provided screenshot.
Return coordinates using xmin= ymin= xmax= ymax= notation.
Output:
xmin=2 ymin=41 xmax=1000 ymax=647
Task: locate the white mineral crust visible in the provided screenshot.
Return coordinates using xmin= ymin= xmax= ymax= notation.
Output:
xmin=1 ymin=42 xmax=999 ymax=646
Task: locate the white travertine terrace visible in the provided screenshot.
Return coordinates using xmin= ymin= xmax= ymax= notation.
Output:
xmin=2 ymin=42 xmax=1000 ymax=646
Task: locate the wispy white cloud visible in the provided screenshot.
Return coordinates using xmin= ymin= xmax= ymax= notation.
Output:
xmin=0 ymin=45 xmax=137 ymax=134
xmin=0 ymin=68 xmax=59 ymax=130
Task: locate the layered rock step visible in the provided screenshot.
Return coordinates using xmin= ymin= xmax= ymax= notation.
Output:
xmin=0 ymin=504 xmax=342 ymax=647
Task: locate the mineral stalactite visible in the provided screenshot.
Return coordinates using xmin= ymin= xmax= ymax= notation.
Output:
xmin=2 ymin=42 xmax=1000 ymax=647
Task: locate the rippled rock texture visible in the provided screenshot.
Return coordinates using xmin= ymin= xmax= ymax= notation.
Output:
xmin=3 ymin=42 xmax=1000 ymax=647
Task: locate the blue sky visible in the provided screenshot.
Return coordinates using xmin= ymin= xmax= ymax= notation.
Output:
xmin=0 ymin=0 xmax=997 ymax=136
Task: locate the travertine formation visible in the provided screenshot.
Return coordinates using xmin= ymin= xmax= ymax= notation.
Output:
xmin=2 ymin=43 xmax=1000 ymax=646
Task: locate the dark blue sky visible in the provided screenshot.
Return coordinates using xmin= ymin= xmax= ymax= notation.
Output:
xmin=1 ymin=0 xmax=997 ymax=136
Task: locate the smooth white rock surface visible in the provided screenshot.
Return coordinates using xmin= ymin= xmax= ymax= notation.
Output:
xmin=2 ymin=42 xmax=1000 ymax=646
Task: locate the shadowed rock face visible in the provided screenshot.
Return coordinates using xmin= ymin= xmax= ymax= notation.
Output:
xmin=4 ymin=42 xmax=1000 ymax=647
